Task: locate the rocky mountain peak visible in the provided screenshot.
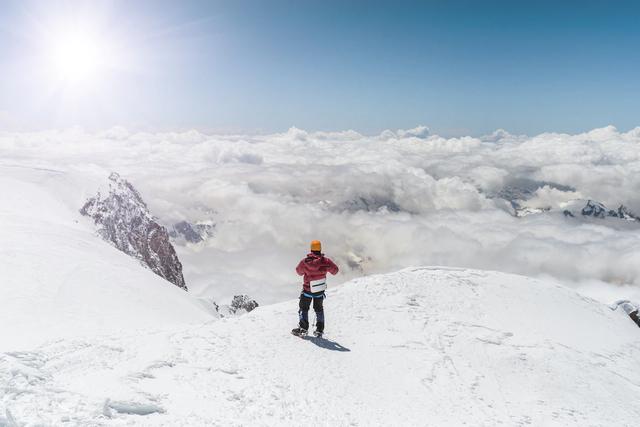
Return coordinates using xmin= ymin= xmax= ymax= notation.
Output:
xmin=581 ymin=200 xmax=639 ymax=221
xmin=581 ymin=200 xmax=608 ymax=218
xmin=230 ymin=295 xmax=259 ymax=314
xmin=211 ymin=295 xmax=259 ymax=317
xmin=80 ymin=173 xmax=187 ymax=290
xmin=613 ymin=205 xmax=638 ymax=221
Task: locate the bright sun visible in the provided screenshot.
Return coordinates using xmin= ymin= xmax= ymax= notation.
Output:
xmin=46 ymin=29 xmax=112 ymax=84
xmin=27 ymin=9 xmax=133 ymax=103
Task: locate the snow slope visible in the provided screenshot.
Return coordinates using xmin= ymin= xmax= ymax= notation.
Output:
xmin=2 ymin=267 xmax=639 ymax=426
xmin=0 ymin=168 xmax=213 ymax=351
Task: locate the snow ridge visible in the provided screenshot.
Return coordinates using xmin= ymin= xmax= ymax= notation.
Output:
xmin=2 ymin=268 xmax=639 ymax=425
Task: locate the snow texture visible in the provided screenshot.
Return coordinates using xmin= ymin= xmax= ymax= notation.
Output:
xmin=1 ymin=267 xmax=639 ymax=426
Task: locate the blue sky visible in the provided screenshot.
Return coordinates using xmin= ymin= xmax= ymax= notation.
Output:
xmin=0 ymin=0 xmax=638 ymax=135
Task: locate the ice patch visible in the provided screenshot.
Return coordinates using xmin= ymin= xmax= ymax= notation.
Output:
xmin=104 ymin=399 xmax=165 ymax=416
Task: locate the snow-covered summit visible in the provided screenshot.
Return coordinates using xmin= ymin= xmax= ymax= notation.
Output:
xmin=81 ymin=172 xmax=187 ymax=290
xmin=2 ymin=267 xmax=639 ymax=425
xmin=578 ymin=199 xmax=639 ymax=221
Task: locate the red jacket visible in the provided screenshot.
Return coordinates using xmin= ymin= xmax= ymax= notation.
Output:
xmin=296 ymin=252 xmax=339 ymax=292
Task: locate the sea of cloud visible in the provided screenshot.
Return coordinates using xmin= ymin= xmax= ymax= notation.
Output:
xmin=2 ymin=125 xmax=640 ymax=305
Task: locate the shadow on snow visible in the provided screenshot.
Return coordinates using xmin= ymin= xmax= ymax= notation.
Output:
xmin=303 ymin=336 xmax=351 ymax=352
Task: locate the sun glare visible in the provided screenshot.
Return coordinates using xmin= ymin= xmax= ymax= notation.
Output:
xmin=47 ymin=30 xmax=107 ymax=83
xmin=40 ymin=20 xmax=124 ymax=88
xmin=23 ymin=6 xmax=138 ymax=113
xmin=51 ymin=35 xmax=97 ymax=79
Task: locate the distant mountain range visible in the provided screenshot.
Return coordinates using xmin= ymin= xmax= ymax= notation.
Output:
xmin=168 ymin=220 xmax=215 ymax=244
xmin=573 ymin=200 xmax=639 ymax=221
xmin=493 ymin=178 xmax=639 ymax=224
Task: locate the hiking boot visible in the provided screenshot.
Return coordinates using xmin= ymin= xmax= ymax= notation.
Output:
xmin=291 ymin=327 xmax=308 ymax=337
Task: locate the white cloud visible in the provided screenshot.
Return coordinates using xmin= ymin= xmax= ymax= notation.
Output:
xmin=379 ymin=125 xmax=430 ymax=140
xmin=481 ymin=128 xmax=526 ymax=143
xmin=2 ymin=125 xmax=640 ymax=304
xmin=522 ymin=186 xmax=583 ymax=210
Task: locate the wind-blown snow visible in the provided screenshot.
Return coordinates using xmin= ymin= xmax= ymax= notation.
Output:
xmin=1 ymin=267 xmax=639 ymax=425
xmin=0 ymin=169 xmax=213 ymax=351
xmin=2 ymin=125 xmax=640 ymax=304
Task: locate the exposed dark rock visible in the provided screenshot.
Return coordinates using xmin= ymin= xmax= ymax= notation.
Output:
xmin=580 ymin=200 xmax=639 ymax=221
xmin=581 ymin=200 xmax=607 ymax=218
xmin=558 ymin=199 xmax=640 ymax=223
xmin=211 ymin=295 xmax=259 ymax=317
xmin=229 ymin=295 xmax=259 ymax=314
xmin=614 ymin=205 xmax=639 ymax=221
xmin=80 ymin=172 xmax=187 ymax=290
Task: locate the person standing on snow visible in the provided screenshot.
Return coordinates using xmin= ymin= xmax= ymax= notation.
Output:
xmin=610 ymin=300 xmax=640 ymax=328
xmin=291 ymin=240 xmax=339 ymax=337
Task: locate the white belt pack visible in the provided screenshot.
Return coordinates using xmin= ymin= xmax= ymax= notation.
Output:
xmin=309 ymin=278 xmax=327 ymax=293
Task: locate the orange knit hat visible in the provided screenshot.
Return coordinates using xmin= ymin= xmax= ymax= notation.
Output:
xmin=310 ymin=240 xmax=322 ymax=252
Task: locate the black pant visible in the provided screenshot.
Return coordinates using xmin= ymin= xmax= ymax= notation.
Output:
xmin=630 ymin=310 xmax=640 ymax=328
xmin=299 ymin=292 xmax=325 ymax=332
